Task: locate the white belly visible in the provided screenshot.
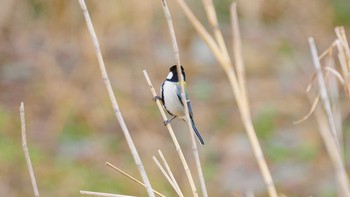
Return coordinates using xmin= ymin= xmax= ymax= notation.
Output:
xmin=162 ymin=82 xmax=185 ymax=117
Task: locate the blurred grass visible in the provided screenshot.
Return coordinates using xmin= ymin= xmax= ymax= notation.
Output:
xmin=0 ymin=0 xmax=350 ymax=196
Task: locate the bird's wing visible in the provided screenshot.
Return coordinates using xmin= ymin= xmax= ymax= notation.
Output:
xmin=176 ymin=82 xmax=194 ymax=117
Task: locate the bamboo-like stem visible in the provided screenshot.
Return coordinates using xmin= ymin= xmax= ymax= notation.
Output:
xmin=231 ymin=3 xmax=248 ymax=110
xmin=143 ymin=70 xmax=197 ymax=196
xmin=312 ymin=105 xmax=350 ymax=197
xmin=80 ymin=190 xmax=135 ymax=197
xmin=173 ymin=1 xmax=278 ymax=196
xmin=161 ymin=1 xmax=206 ymax=197
xmin=78 ymin=1 xmax=154 ymax=196
xmin=308 ymin=37 xmax=340 ymax=152
xmin=202 ymin=0 xmax=230 ymax=60
xmin=157 ymin=150 xmax=183 ymax=196
xmin=105 ymin=162 xmax=166 ymax=197
xmin=20 ymin=102 xmax=40 ymax=197
xmin=175 ymin=0 xmax=231 ymax=70
xmin=153 ymin=156 xmax=183 ymax=196
xmin=335 ymin=27 xmax=350 ymax=102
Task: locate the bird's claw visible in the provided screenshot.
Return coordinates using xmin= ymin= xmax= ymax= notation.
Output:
xmin=163 ymin=120 xmax=171 ymax=126
xmin=153 ymin=96 xmax=161 ymax=102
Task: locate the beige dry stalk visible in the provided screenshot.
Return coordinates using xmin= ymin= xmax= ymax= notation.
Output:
xmin=78 ymin=1 xmax=154 ymax=196
xmin=20 ymin=102 xmax=40 ymax=197
xmin=152 ymin=156 xmax=183 ymax=196
xmin=308 ymin=37 xmax=350 ymax=196
xmin=157 ymin=150 xmax=182 ymax=195
xmin=308 ymin=37 xmax=341 ymax=152
xmin=143 ymin=70 xmax=198 ymax=196
xmin=312 ymin=105 xmax=350 ymax=197
xmin=105 ymin=162 xmax=166 ymax=197
xmin=174 ymin=1 xmax=278 ymax=196
xmin=80 ymin=190 xmax=136 ymax=197
xmin=161 ymin=0 xmax=207 ymax=196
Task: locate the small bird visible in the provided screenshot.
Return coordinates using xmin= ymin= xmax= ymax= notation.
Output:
xmin=155 ymin=65 xmax=204 ymax=145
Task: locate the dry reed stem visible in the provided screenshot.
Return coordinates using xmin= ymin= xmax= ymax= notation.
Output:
xmin=20 ymin=102 xmax=40 ymax=197
xmin=326 ymin=55 xmax=344 ymax=160
xmin=308 ymin=37 xmax=341 ymax=152
xmin=175 ymin=0 xmax=230 ymax=69
xmin=143 ymin=70 xmax=198 ymax=196
xmin=312 ymin=105 xmax=350 ymax=196
xmin=335 ymin=28 xmax=350 ymax=101
xmin=293 ymin=93 xmax=320 ymax=124
xmin=161 ymin=1 xmax=207 ymax=196
xmin=325 ymin=67 xmax=345 ymax=85
xmin=78 ymin=1 xmax=154 ymax=196
xmin=174 ymin=1 xmax=278 ymax=196
xmin=157 ymin=150 xmax=182 ymax=195
xmin=231 ymin=3 xmax=250 ymax=117
xmin=153 ymin=156 xmax=183 ymax=196
xmin=80 ymin=190 xmax=136 ymax=197
xmin=105 ymin=162 xmax=165 ymax=197
xmin=202 ymin=0 xmax=230 ymax=60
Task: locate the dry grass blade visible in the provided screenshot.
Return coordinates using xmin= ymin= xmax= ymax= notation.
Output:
xmin=80 ymin=190 xmax=136 ymax=197
xmin=157 ymin=150 xmax=182 ymax=196
xmin=293 ymin=93 xmax=320 ymax=124
xmin=78 ymin=1 xmax=154 ymax=196
xmin=231 ymin=2 xmax=249 ymax=112
xmin=174 ymin=2 xmax=278 ymax=196
xmin=152 ymin=156 xmax=183 ymax=196
xmin=318 ymin=41 xmax=337 ymax=60
xmin=308 ymin=37 xmax=340 ymax=152
xmin=325 ymin=67 xmax=345 ymax=85
xmin=202 ymin=0 xmax=229 ymax=59
xmin=306 ymin=72 xmax=317 ymax=92
xmin=175 ymin=0 xmax=229 ymax=69
xmin=143 ymin=70 xmax=197 ymax=197
xmin=161 ymin=0 xmax=206 ymax=196
xmin=105 ymin=162 xmax=166 ymax=197
xmin=20 ymin=102 xmax=40 ymax=197
xmin=312 ymin=104 xmax=350 ymax=196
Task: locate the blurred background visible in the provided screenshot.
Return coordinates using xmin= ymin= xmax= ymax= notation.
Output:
xmin=1 ymin=0 xmax=350 ymax=196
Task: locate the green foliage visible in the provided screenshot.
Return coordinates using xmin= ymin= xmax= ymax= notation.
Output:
xmin=253 ymin=106 xmax=276 ymax=140
xmin=193 ymin=79 xmax=212 ymax=101
xmin=278 ymin=39 xmax=294 ymax=56
xmin=0 ymin=106 xmax=10 ymax=131
xmin=330 ymin=0 xmax=350 ymax=26
xmin=266 ymin=143 xmax=317 ymax=163
xmin=60 ymin=112 xmax=92 ymax=142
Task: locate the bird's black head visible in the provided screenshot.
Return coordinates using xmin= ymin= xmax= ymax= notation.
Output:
xmin=166 ymin=65 xmax=186 ymax=82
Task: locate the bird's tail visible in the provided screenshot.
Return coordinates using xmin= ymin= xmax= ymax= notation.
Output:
xmin=190 ymin=116 xmax=204 ymax=145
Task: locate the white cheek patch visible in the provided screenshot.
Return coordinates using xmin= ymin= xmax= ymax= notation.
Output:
xmin=166 ymin=72 xmax=173 ymax=80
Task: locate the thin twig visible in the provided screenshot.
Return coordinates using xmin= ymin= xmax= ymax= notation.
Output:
xmin=174 ymin=2 xmax=278 ymax=196
xmin=157 ymin=150 xmax=183 ymax=196
xmin=175 ymin=0 xmax=230 ymax=70
xmin=293 ymin=93 xmax=320 ymax=124
xmin=78 ymin=1 xmax=154 ymax=196
xmin=143 ymin=70 xmax=197 ymax=196
xmin=231 ymin=2 xmax=250 ymax=118
xmin=312 ymin=104 xmax=350 ymax=197
xmin=80 ymin=190 xmax=136 ymax=197
xmin=325 ymin=67 xmax=345 ymax=85
xmin=161 ymin=1 xmax=206 ymax=197
xmin=20 ymin=102 xmax=40 ymax=197
xmin=308 ymin=37 xmax=340 ymax=152
xmin=153 ymin=156 xmax=183 ymax=196
xmin=105 ymin=162 xmax=166 ymax=197
xmin=202 ymin=0 xmax=230 ymax=60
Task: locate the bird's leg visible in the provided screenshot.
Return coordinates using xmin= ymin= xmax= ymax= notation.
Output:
xmin=164 ymin=116 xmax=176 ymax=126
xmin=153 ymin=95 xmax=162 ymax=102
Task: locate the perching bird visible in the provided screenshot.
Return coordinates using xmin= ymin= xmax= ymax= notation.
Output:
xmin=156 ymin=65 xmax=204 ymax=145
